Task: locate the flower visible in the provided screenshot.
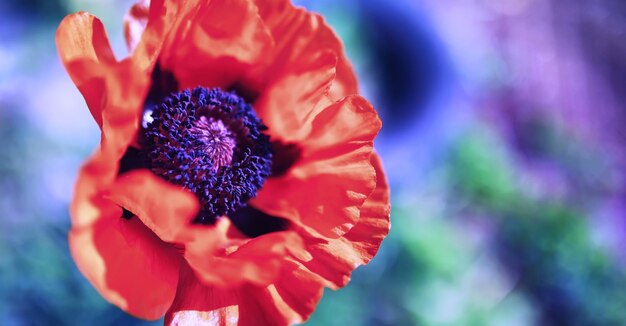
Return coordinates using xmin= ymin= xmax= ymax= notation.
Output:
xmin=56 ymin=0 xmax=390 ymax=324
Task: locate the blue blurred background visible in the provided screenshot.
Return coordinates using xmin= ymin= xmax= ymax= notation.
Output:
xmin=2 ymin=0 xmax=626 ymax=325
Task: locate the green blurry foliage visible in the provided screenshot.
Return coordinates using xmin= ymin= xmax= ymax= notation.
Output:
xmin=447 ymin=125 xmax=516 ymax=209
xmin=447 ymin=125 xmax=626 ymax=326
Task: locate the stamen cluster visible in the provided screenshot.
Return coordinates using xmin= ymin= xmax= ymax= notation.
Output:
xmin=143 ymin=87 xmax=272 ymax=224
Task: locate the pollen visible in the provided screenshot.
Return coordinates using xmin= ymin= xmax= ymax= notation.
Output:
xmin=142 ymin=87 xmax=273 ymax=224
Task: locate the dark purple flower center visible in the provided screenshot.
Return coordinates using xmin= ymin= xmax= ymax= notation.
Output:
xmin=142 ymin=87 xmax=272 ymax=224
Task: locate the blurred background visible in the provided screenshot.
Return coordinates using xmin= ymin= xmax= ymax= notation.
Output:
xmin=2 ymin=0 xmax=626 ymax=325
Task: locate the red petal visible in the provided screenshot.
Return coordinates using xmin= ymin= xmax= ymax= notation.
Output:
xmin=254 ymin=49 xmax=337 ymax=142
xmin=252 ymin=96 xmax=381 ymax=238
xmin=69 ymin=208 xmax=180 ymax=320
xmin=165 ymin=262 xmax=324 ymax=325
xmin=108 ymin=170 xmax=199 ymax=243
xmin=56 ymin=12 xmax=115 ymax=128
xmin=70 ymin=140 xmax=182 ymax=321
xmin=99 ymin=60 xmax=148 ymax=159
xmin=69 ymin=77 xmax=151 ymax=324
xmin=298 ymin=153 xmax=391 ymax=288
xmin=165 ymin=264 xmax=286 ymax=326
xmin=155 ymin=0 xmax=273 ymax=89
xmin=184 ymin=228 xmax=308 ymax=287
xmin=252 ymin=0 xmax=359 ymax=100
xmin=57 ymin=12 xmax=150 ymax=152
xmin=265 ymin=260 xmax=325 ymax=323
xmin=341 ymin=153 xmax=390 ymax=262
xmin=70 ymin=149 xmax=118 ymax=228
xmin=108 ymin=170 xmax=312 ymax=288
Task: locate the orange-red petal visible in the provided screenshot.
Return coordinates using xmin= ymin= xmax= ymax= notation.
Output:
xmin=151 ymin=0 xmax=273 ymax=89
xmin=57 ymin=12 xmax=150 ymax=156
xmin=71 ymin=144 xmax=181 ymax=321
xmin=165 ymin=264 xmax=282 ymax=325
xmin=108 ymin=170 xmax=199 ymax=243
xmin=98 ymin=60 xmax=148 ymax=156
xmin=254 ymin=49 xmax=336 ymax=142
xmin=70 ymin=148 xmax=118 ymax=228
xmin=68 ymin=58 xmax=149 ymax=230
xmin=56 ymin=12 xmax=116 ymax=128
xmin=184 ymin=229 xmax=308 ymax=287
xmin=165 ymin=262 xmax=324 ymax=326
xmin=69 ymin=208 xmax=180 ymax=320
xmin=251 ymin=0 xmax=359 ymax=100
xmin=252 ymin=96 xmax=381 ymax=238
xmin=61 ymin=11 xmax=172 ymax=318
xmin=298 ymin=153 xmax=391 ymax=288
xmin=265 ymin=260 xmax=325 ymax=323
xmin=106 ymin=168 xmax=314 ymax=288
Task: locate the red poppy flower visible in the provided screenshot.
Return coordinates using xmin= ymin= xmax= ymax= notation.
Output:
xmin=56 ymin=0 xmax=390 ymax=324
